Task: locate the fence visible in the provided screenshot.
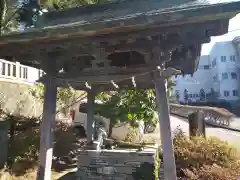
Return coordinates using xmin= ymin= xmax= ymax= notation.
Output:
xmin=0 ymin=59 xmax=43 ymax=84
xmin=169 ymin=103 xmax=237 ymax=129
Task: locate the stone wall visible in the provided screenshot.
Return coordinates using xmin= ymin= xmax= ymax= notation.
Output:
xmin=0 ymin=81 xmax=43 ymax=117
xmin=77 ymin=147 xmax=159 ymax=180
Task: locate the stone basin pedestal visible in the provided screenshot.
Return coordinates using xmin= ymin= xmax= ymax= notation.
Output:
xmin=77 ymin=146 xmax=159 ymax=180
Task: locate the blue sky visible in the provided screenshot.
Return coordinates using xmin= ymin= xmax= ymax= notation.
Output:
xmin=201 ymin=10 xmax=240 ymax=55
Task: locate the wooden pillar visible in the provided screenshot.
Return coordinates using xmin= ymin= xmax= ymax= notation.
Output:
xmin=37 ymin=67 xmax=57 ymax=180
xmin=154 ymin=74 xmax=177 ymax=180
xmin=87 ymin=89 xmax=96 ymax=143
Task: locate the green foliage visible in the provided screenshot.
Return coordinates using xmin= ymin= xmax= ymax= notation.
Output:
xmin=2 ymin=113 xmax=40 ymax=174
xmin=17 ymin=0 xmax=41 ymax=29
xmin=199 ymin=88 xmax=206 ymax=101
xmin=95 ymin=78 xmax=176 ymax=129
xmin=208 ymin=88 xmax=216 ymax=101
xmin=16 ymin=0 xmax=107 ymax=29
xmin=1 ymin=109 xmax=81 ymax=175
xmin=0 ymin=0 xmax=107 ymax=34
xmin=0 ymin=0 xmax=19 ymax=34
xmin=154 ymin=148 xmax=160 ymax=180
xmin=95 ymin=89 xmax=157 ymax=128
xmin=42 ymin=0 xmax=106 ymax=10
xmin=184 ymin=89 xmax=188 ymax=102
xmin=29 ymin=83 xmax=79 ymax=110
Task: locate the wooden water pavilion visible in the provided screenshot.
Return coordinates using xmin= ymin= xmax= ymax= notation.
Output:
xmin=0 ymin=0 xmax=239 ymax=179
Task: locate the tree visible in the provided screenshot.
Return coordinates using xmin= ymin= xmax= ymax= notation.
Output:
xmin=17 ymin=0 xmax=41 ymax=29
xmin=175 ymin=90 xmax=180 ymax=102
xmin=0 ymin=0 xmax=107 ymax=34
xmin=95 ymin=89 xmax=158 ymax=137
xmin=0 ymin=0 xmax=20 ymax=34
xmin=209 ymin=88 xmax=215 ymax=100
xmin=199 ymin=88 xmax=205 ymax=102
xmin=17 ymin=0 xmax=107 ymax=30
xmin=95 ymin=77 xmax=176 ymax=136
xmin=29 ymin=83 xmax=81 ymax=113
xmin=183 ymin=89 xmax=188 ymax=103
xmin=0 ymin=0 xmax=6 ymax=34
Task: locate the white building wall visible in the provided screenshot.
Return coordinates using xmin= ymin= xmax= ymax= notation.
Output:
xmin=210 ymin=41 xmax=240 ymax=101
xmin=173 ymin=38 xmax=240 ymax=103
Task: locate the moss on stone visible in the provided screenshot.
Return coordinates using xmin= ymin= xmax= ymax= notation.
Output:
xmin=154 ymin=147 xmax=161 ymax=180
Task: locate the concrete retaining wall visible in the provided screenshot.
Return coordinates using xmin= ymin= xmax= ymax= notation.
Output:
xmin=0 ymin=81 xmax=43 ymax=117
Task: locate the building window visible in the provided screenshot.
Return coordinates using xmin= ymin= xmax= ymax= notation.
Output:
xmin=224 ymin=91 xmax=229 ymax=97
xmin=189 ymin=94 xmax=192 ymax=98
xmin=230 ymin=55 xmax=236 ymax=62
xmin=222 ymin=73 xmax=228 ymax=80
xmin=221 ymin=56 xmax=226 ymax=62
xmin=203 ymin=65 xmax=210 ymax=69
xmin=212 ymin=58 xmax=217 ymax=67
xmin=231 ymin=72 xmax=237 ymax=79
xmin=233 ymin=90 xmax=239 ymax=97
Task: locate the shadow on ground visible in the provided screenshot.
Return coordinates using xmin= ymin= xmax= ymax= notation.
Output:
xmin=52 ymin=125 xmax=87 ymax=172
xmin=57 ymin=172 xmax=77 ymax=180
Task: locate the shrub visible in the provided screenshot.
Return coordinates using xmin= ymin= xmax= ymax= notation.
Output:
xmin=1 ymin=110 xmax=78 ymax=176
xmin=172 ymin=128 xmax=240 ymax=179
xmin=183 ymin=164 xmax=240 ymax=180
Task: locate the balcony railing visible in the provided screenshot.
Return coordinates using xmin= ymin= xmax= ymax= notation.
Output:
xmin=0 ymin=59 xmax=43 ymax=84
xmin=0 ymin=59 xmax=28 ymax=80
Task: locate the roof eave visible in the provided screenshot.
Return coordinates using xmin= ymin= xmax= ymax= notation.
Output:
xmin=0 ymin=1 xmax=239 ymax=45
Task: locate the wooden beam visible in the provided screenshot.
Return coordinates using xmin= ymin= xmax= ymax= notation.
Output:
xmin=38 ymin=66 xmax=181 ymax=91
xmin=44 ymin=66 xmax=154 ymax=81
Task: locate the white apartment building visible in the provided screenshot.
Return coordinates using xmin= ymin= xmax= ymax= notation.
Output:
xmin=173 ymin=36 xmax=240 ymax=104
